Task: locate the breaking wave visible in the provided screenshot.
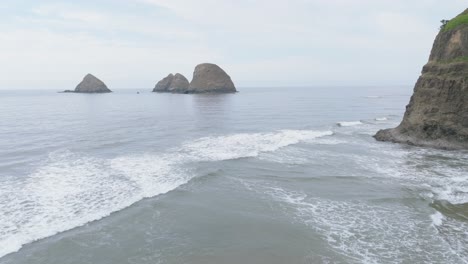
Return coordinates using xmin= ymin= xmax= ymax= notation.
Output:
xmin=0 ymin=129 xmax=333 ymax=258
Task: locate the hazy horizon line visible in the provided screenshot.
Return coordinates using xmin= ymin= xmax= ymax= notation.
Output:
xmin=0 ymin=84 xmax=415 ymax=91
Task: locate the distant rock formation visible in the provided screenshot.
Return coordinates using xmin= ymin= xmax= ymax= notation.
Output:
xmin=63 ymin=74 xmax=111 ymax=93
xmin=153 ymin=73 xmax=189 ymax=93
xmin=153 ymin=64 xmax=236 ymax=94
xmin=188 ymin=63 xmax=236 ymax=93
xmin=170 ymin=73 xmax=190 ymax=93
xmin=375 ymin=9 xmax=468 ymax=149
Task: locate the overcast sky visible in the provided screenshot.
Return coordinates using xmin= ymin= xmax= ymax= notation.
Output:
xmin=0 ymin=0 xmax=466 ymax=89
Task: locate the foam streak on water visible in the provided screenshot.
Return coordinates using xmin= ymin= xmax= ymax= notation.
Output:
xmin=375 ymin=117 xmax=388 ymax=121
xmin=337 ymin=121 xmax=363 ymax=127
xmin=0 ymin=151 xmax=188 ymax=258
xmin=0 ymin=129 xmax=332 ymax=258
xmin=240 ymin=180 xmax=466 ymax=264
xmin=365 ymin=147 xmax=468 ymax=205
xmin=431 ymin=212 xmax=445 ymax=226
xmin=182 ymin=130 xmax=333 ymax=161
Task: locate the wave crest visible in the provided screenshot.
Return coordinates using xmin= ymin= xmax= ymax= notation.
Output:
xmin=0 ymin=129 xmax=332 ymax=258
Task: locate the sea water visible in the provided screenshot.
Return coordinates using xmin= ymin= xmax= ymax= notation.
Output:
xmin=0 ymin=87 xmax=467 ymax=264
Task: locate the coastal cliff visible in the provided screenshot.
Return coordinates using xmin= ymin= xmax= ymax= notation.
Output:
xmin=375 ymin=9 xmax=468 ymax=149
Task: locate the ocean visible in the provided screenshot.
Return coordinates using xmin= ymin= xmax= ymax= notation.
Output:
xmin=0 ymin=86 xmax=467 ymax=264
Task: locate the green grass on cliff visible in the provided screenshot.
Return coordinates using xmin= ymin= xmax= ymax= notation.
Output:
xmin=450 ymin=56 xmax=468 ymax=63
xmin=440 ymin=56 xmax=468 ymax=64
xmin=442 ymin=13 xmax=468 ymax=31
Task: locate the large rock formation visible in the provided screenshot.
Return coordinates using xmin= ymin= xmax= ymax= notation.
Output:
xmin=375 ymin=9 xmax=468 ymax=149
xmin=188 ymin=63 xmax=236 ymax=93
xmin=153 ymin=73 xmax=189 ymax=93
xmin=64 ymin=74 xmax=111 ymax=93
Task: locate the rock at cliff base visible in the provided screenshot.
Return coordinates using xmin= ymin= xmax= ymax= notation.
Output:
xmin=73 ymin=74 xmax=111 ymax=93
xmin=374 ymin=8 xmax=468 ymax=149
xmin=188 ymin=63 xmax=236 ymax=93
xmin=153 ymin=73 xmax=189 ymax=93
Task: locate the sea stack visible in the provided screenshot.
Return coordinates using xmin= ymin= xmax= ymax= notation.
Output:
xmin=188 ymin=63 xmax=236 ymax=93
xmin=153 ymin=73 xmax=189 ymax=93
xmin=374 ymin=9 xmax=468 ymax=149
xmin=66 ymin=74 xmax=111 ymax=93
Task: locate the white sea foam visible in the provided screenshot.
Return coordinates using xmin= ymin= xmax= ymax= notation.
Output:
xmin=337 ymin=121 xmax=363 ymax=127
xmin=181 ymin=130 xmax=333 ymax=161
xmin=433 ymin=213 xmax=468 ymax=261
xmin=231 ymin=128 xmax=468 ymax=263
xmin=322 ymin=136 xmax=468 ymax=206
xmin=432 ymin=181 xmax=468 ymax=205
xmin=243 ymin=182 xmax=465 ymax=263
xmin=0 ymin=151 xmax=188 ymax=259
xmin=324 ymin=140 xmax=468 ymax=260
xmin=0 ymin=129 xmax=333 ymax=258
xmin=431 ymin=212 xmax=445 ymax=227
xmin=375 ymin=117 xmax=388 ymax=121
xmin=365 ymin=147 xmax=468 ymax=205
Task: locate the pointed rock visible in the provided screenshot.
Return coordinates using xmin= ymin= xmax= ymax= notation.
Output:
xmin=374 ymin=9 xmax=468 ymax=149
xmin=188 ymin=63 xmax=236 ymax=93
xmin=153 ymin=74 xmax=174 ymax=92
xmin=73 ymin=74 xmax=111 ymax=93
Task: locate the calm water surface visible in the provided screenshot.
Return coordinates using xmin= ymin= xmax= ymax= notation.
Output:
xmin=0 ymin=87 xmax=467 ymax=264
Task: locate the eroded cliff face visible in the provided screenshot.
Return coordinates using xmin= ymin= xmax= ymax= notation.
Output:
xmin=375 ymin=9 xmax=468 ymax=149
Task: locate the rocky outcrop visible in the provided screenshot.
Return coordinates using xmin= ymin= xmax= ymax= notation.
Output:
xmin=153 ymin=64 xmax=236 ymax=94
xmin=375 ymin=9 xmax=468 ymax=149
xmin=64 ymin=74 xmax=111 ymax=93
xmin=188 ymin=63 xmax=236 ymax=93
xmin=169 ymin=73 xmax=190 ymax=93
xmin=153 ymin=73 xmax=189 ymax=93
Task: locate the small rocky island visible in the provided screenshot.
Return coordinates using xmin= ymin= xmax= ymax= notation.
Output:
xmin=63 ymin=74 xmax=112 ymax=93
xmin=188 ymin=63 xmax=236 ymax=93
xmin=375 ymin=9 xmax=468 ymax=149
xmin=153 ymin=73 xmax=189 ymax=93
xmin=153 ymin=63 xmax=236 ymax=94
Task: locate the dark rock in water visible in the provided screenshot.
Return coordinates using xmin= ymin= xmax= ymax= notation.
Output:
xmin=153 ymin=73 xmax=174 ymax=92
xmin=67 ymin=74 xmax=111 ymax=93
xmin=170 ymin=73 xmax=190 ymax=93
xmin=188 ymin=63 xmax=236 ymax=93
xmin=375 ymin=9 xmax=468 ymax=149
xmin=153 ymin=73 xmax=189 ymax=93
xmin=152 ymin=64 xmax=236 ymax=94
